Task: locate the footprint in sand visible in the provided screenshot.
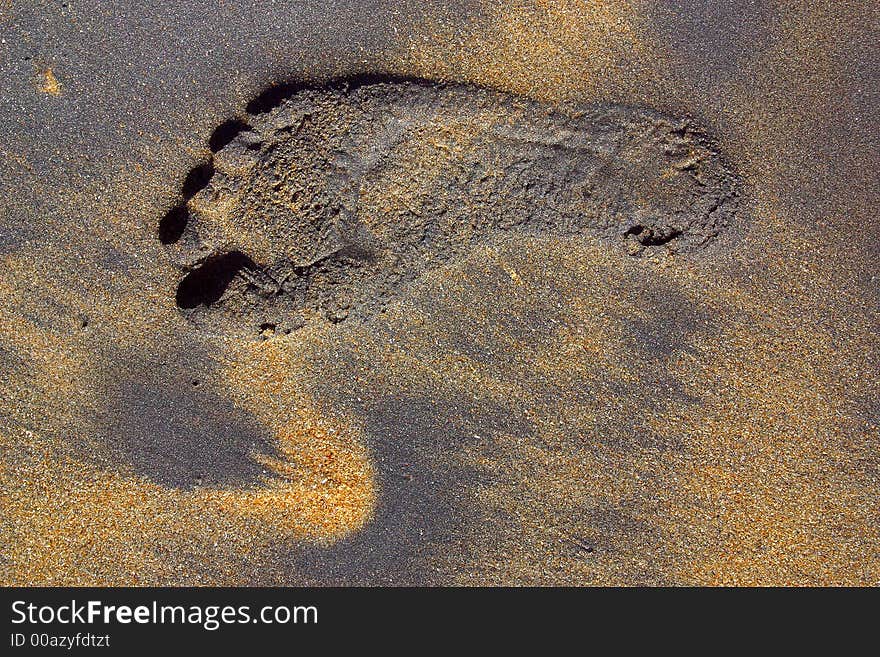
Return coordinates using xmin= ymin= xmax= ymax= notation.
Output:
xmin=158 ymin=77 xmax=740 ymax=338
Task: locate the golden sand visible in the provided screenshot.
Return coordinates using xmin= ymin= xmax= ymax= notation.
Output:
xmin=37 ymin=68 xmax=62 ymax=96
xmin=1 ymin=0 xmax=876 ymax=585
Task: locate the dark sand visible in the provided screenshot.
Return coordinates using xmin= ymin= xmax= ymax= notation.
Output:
xmin=0 ymin=1 xmax=877 ymax=585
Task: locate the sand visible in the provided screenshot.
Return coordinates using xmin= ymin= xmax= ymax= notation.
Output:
xmin=0 ymin=0 xmax=877 ymax=585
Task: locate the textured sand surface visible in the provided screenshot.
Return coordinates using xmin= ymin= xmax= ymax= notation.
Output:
xmin=0 ymin=0 xmax=877 ymax=585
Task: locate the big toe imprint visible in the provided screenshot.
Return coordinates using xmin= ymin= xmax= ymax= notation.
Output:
xmin=160 ymin=78 xmax=740 ymax=337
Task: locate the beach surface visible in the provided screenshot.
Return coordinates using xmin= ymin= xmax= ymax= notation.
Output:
xmin=1 ymin=0 xmax=877 ymax=585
